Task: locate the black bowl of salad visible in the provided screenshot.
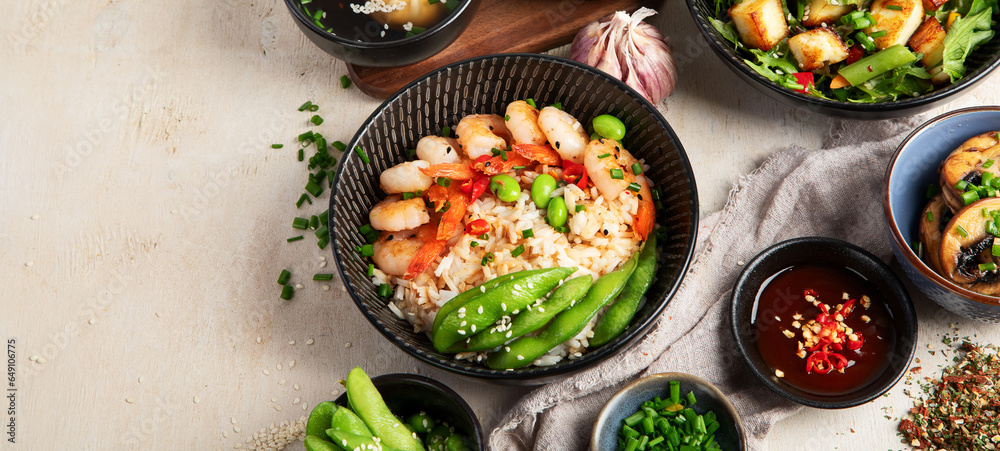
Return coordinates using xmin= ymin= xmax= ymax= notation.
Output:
xmin=686 ymin=0 xmax=1000 ymax=118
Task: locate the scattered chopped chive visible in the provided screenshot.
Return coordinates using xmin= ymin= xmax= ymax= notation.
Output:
xmin=885 ymin=4 xmax=903 ymax=9
xmin=327 ymin=169 xmax=336 ymax=188
xmin=317 ymin=235 xmax=329 ymax=249
xmin=332 ymin=140 xmax=347 ymax=151
xmin=298 ymin=148 xmax=304 ymax=161
xmin=481 ymin=253 xmax=495 ymax=266
xmin=367 ymin=263 xmax=375 ymax=277
xmin=402 ymin=192 xmax=416 ymax=200
xmin=552 ymin=102 xmax=562 ymax=110
xmin=314 ymin=225 xmax=329 ymax=239
xmin=598 ymin=153 xmax=612 ymax=159
xmin=870 ymin=30 xmax=888 ymax=38
xmin=305 ymin=180 xmax=323 ymax=197
xmin=512 ymin=165 xmax=526 ymax=170
xmin=956 ymin=180 xmax=970 ymax=191
xmin=280 ymin=284 xmax=294 ymax=300
xmin=354 ymin=146 xmax=370 ymax=164
xmin=272 ymin=143 xmax=284 ymax=149
xmin=610 ymin=168 xmax=624 ymax=180
xmin=927 ymin=211 xmax=936 ymax=222
xmin=980 ymin=262 xmax=997 ymax=272
xmin=313 ymin=273 xmax=334 ymax=281
xmin=500 ymin=148 xmax=508 ymax=161
xmin=912 ymin=240 xmax=921 ymax=255
xmin=278 ymin=269 xmax=292 ymax=285
xmin=962 ymin=190 xmax=981 ymax=205
xmin=926 ymin=183 xmax=940 ymax=199
xmin=651 ymin=186 xmax=663 ymax=201
xmin=340 ymin=75 xmax=351 ymax=89
xmin=554 ymin=225 xmax=570 ymax=233
xmin=525 ymin=98 xmax=536 ymax=108
xmin=359 ymin=224 xmax=374 ymax=234
xmin=315 ymin=136 xmax=328 ymax=152
xmin=956 ymin=225 xmax=969 ymax=238
xmin=287 ymin=235 xmax=304 ymax=243
xmin=627 ymin=182 xmax=641 ymax=192
xmin=512 ymin=244 xmax=525 ymax=257
xmin=470 ymin=241 xmax=479 ymax=247
xmin=504 ymin=114 xmax=511 ymax=121
xmin=438 ymin=201 xmax=451 ymax=213
xmin=441 ymin=126 xmax=452 ymax=138
xmin=631 ymin=162 xmax=643 ymax=175
xmin=296 ymin=193 xmax=312 ymax=208
xmin=437 ymin=177 xmax=451 ymax=187
xmin=405 ymin=148 xmax=416 ymax=157
xmin=491 ymin=147 xmax=501 ymax=156
xmin=308 ymin=104 xmax=319 ymax=112
xmin=378 ymin=283 xmax=392 ymax=298
xmin=479 ymin=233 xmax=489 ymax=240
xmin=359 ymin=244 xmax=374 ymax=257
xmin=292 ymin=217 xmax=310 ymax=230
xmin=298 ymin=130 xmax=315 ymax=142
xmin=298 ymin=101 xmax=313 ymax=112
xmin=993 ymin=244 xmax=1000 ymax=257
xmin=522 ymin=228 xmax=534 ymax=238
xmin=311 ymin=115 xmax=324 ymax=126
xmin=575 ymin=204 xmax=585 ymax=212
xmin=984 ymin=172 xmax=995 ymax=187
xmin=985 ymin=208 xmax=991 ymax=218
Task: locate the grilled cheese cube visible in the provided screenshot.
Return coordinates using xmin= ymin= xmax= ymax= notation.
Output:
xmin=908 ymin=17 xmax=951 ymax=84
xmin=802 ymin=0 xmax=855 ymax=27
xmin=729 ymin=0 xmax=790 ymax=51
xmin=866 ymin=0 xmax=924 ymax=50
xmin=788 ymin=28 xmax=850 ymax=70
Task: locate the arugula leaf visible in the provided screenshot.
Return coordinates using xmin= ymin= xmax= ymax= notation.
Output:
xmin=710 ymin=18 xmax=740 ymax=47
xmin=939 ymin=8 xmax=996 ymax=82
xmin=848 ymin=62 xmax=934 ymax=102
xmin=743 ymin=41 xmax=812 ymax=92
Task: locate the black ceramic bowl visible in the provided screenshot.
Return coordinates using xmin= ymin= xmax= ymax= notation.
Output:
xmin=329 ymin=53 xmax=699 ymax=383
xmin=685 ymin=0 xmax=1000 ymax=119
xmin=730 ymin=237 xmax=918 ymax=408
xmin=283 ymin=0 xmax=480 ymax=67
xmin=333 ymin=373 xmax=485 ymax=450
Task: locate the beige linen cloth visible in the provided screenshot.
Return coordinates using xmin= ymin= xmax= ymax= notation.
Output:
xmin=489 ymin=117 xmax=924 ymax=450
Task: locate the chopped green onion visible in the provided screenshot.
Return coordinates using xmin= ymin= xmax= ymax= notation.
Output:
xmin=298 ymin=101 xmax=313 ymax=112
xmin=962 ymin=190 xmax=981 ymax=205
xmin=317 ymin=235 xmax=329 ymax=249
xmin=437 ymin=177 xmax=451 ymax=187
xmin=626 ymin=182 xmax=641 ymax=192
xmin=554 ymin=225 xmax=570 ymax=233
xmin=870 ymin=30 xmax=888 ymax=38
xmin=313 ymin=273 xmax=334 ymax=281
xmin=298 ymin=130 xmax=315 ymax=142
xmin=287 ymin=235 xmax=304 ymax=242
xmin=980 ymin=262 xmax=997 ymax=272
xmin=985 ymin=172 xmax=995 ymax=187
xmin=985 ymin=159 xmax=996 ymax=169
xmin=332 ymin=141 xmax=347 ymax=151
xmin=631 ymin=162 xmax=643 ymax=175
xmin=512 ymin=244 xmax=525 ymax=257
xmin=925 ymin=183 xmax=940 ymax=199
xmin=956 ymin=225 xmax=969 ymax=238
xmin=552 ymin=102 xmax=562 ymax=110
xmin=355 ymin=146 xmax=370 ymax=164
xmin=315 ymin=225 xmax=329 ymax=239
xmin=296 ymin=193 xmax=312 ymax=208
xmin=340 ymin=75 xmax=352 ymax=89
xmin=367 ymin=263 xmax=375 ymax=277
xmin=984 ymin=208 xmax=990 ymax=218
xmin=272 ymin=143 xmax=284 ymax=149
xmin=359 ymin=244 xmax=374 ymax=257
xmin=525 ymin=98 xmax=536 ymax=108
xmin=470 ymin=241 xmax=479 ymax=247
xmin=927 ymin=211 xmax=934 ymax=222
xmin=610 ymin=168 xmax=624 ymax=179
xmin=402 ymin=192 xmax=416 ymax=200
xmin=575 ymin=205 xmax=585 ymax=212
xmin=598 ymin=153 xmax=612 ymax=159
xmin=278 ymin=269 xmax=291 ymax=285
xmin=504 ymin=114 xmax=510 ymax=121
xmin=512 ymin=165 xmax=526 ymax=170
xmin=298 ymin=148 xmax=304 ymax=162
xmin=500 ymin=148 xmax=508 ymax=161
xmin=319 ymin=210 xmax=329 ymax=226
xmin=481 ymin=253 xmax=495 ymax=266
xmin=956 ymin=180 xmax=970 ymax=191
xmin=652 ymin=186 xmax=663 ymax=201
xmin=479 ymin=233 xmax=489 ymax=240
xmin=308 ymin=104 xmax=319 ymax=112
xmin=885 ymin=4 xmax=902 ymax=9
xmin=292 ymin=217 xmax=309 ymax=229
xmin=280 ymin=284 xmax=294 ymax=300
xmin=305 ymin=180 xmax=323 ymax=197
xmin=441 ymin=126 xmax=451 ymax=138
xmin=359 ymin=224 xmax=373 ymax=234
xmin=855 ymin=31 xmax=877 ymax=52
xmin=378 ymin=283 xmax=392 ymax=298
xmin=405 ymin=148 xmax=416 ymax=157
xmin=311 ymin=115 xmax=324 ymax=126
xmin=993 ymin=244 xmax=1000 ymax=257
xmin=522 ymin=228 xmax=534 ymax=238
xmin=491 ymin=147 xmax=501 ymax=156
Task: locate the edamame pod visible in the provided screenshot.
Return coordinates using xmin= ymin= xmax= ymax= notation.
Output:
xmin=590 ymin=234 xmax=658 ymax=346
xmin=345 ymin=367 xmax=425 ymax=451
xmin=486 ymin=255 xmax=638 ymax=370
xmin=446 ymin=275 xmax=592 ymax=353
xmin=327 ymin=430 xmax=407 ymax=451
xmin=445 ymin=434 xmax=472 ymax=451
xmin=305 ymin=435 xmax=342 ymax=451
xmin=432 ymin=267 xmax=576 ymax=352
xmin=431 ymin=270 xmax=546 ymax=333
xmin=329 ymin=406 xmax=372 ymax=438
xmin=424 ymin=424 xmax=451 ymax=451
xmin=307 ymin=401 xmax=338 ymax=438
xmin=407 ymin=413 xmax=436 ymax=434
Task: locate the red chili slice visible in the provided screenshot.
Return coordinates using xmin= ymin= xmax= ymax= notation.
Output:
xmin=469 ymin=177 xmax=490 ymax=203
xmin=561 ymin=160 xmax=588 ymax=188
xmin=465 ymin=218 xmax=490 ymax=236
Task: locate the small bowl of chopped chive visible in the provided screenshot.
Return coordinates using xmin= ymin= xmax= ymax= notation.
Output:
xmin=592 ymin=372 xmax=746 ymax=451
xmin=283 ymin=0 xmax=481 ymax=67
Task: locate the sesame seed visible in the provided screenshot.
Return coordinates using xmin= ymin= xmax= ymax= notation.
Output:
xmin=276 ymin=363 xmax=282 ymax=370
xmin=478 ymin=306 xmax=484 ymax=314
xmin=88 ymin=318 xmax=96 ymax=325
xmin=344 ymin=342 xmax=352 ymax=348
xmin=517 ymin=355 xmax=524 ymax=360
xmin=279 ymin=379 xmax=286 ymax=385
xmin=262 ymin=369 xmax=270 ymax=375
xmin=138 ymin=376 xmax=143 ymax=383
xmin=294 ymin=384 xmax=300 ymax=390
xmin=256 ymin=337 xmax=262 ymax=344
xmin=125 ymin=397 xmax=134 ymax=403
xmin=322 ymin=285 xmax=330 ymax=291
xmin=30 ymin=215 xmax=39 ymax=220
xmin=234 ymin=426 xmax=241 ymax=433
xmin=35 ymin=357 xmax=46 ymax=364
xmin=289 ymin=360 xmax=295 ymax=368
xmin=306 ymin=339 xmax=314 ymax=345
xmin=193 ymin=396 xmax=199 ymax=404
xmin=274 ymin=405 xmax=282 ymax=411
xmin=231 ymin=418 xmax=237 ymax=425
xmin=288 ymin=340 xmax=295 ymax=345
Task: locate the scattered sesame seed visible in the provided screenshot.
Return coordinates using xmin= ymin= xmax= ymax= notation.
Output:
xmin=274 ymin=405 xmax=282 ymax=411
xmin=155 ymin=312 xmax=162 ymax=318
xmin=294 ymin=384 xmax=300 ymax=390
xmin=231 ymin=417 xmax=238 ymax=425
xmin=288 ymin=340 xmax=295 ymax=345
xmin=35 ymin=357 xmax=47 ymax=364
xmin=88 ymin=318 xmax=96 ymax=325
xmin=306 ymin=339 xmax=314 ymax=345
xmin=262 ymin=369 xmax=270 ymax=375
xmin=234 ymin=426 xmax=241 ymax=433
xmin=28 ymin=355 xmax=37 ymax=362
xmin=193 ymin=396 xmax=199 ymax=404
xmin=256 ymin=337 xmax=262 ymax=344
xmin=293 ymin=397 xmax=301 ymax=404
xmin=24 ymin=261 xmax=33 ymax=267
xmin=295 ymin=283 xmax=304 ymax=289
xmin=289 ymin=360 xmax=295 ymax=368
xmin=279 ymin=379 xmax=286 ymax=385
xmin=319 ymin=261 xmax=327 ymax=268
xmin=344 ymin=342 xmax=352 ymax=348
xmin=125 ymin=397 xmax=134 ymax=403
xmin=322 ymin=285 xmax=330 ymax=291
xmin=30 ymin=215 xmax=39 ymax=220
xmin=138 ymin=376 xmax=143 ymax=383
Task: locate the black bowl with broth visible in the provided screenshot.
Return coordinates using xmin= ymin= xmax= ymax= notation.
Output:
xmin=328 ymin=54 xmax=699 ymax=384
xmin=283 ymin=0 xmax=480 ymax=67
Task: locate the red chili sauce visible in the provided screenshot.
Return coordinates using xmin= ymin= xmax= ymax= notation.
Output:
xmin=752 ymin=264 xmax=896 ymax=396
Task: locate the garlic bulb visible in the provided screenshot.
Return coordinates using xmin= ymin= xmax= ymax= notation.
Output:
xmin=570 ymin=7 xmax=677 ymax=104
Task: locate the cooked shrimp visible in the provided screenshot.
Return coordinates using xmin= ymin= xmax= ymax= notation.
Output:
xmin=368 ymin=195 xmax=430 ymax=232
xmin=505 ymin=101 xmax=547 ymax=145
xmin=512 ymin=143 xmax=561 ymax=166
xmin=538 ymin=106 xmax=589 ymax=164
xmin=416 ymin=136 xmax=463 ymax=165
xmin=372 ymin=229 xmax=423 ymax=277
xmin=380 ymin=160 xmax=434 ymax=194
xmin=584 ymin=138 xmax=639 ymax=200
xmin=455 ymin=114 xmax=510 ymax=160
xmin=940 ymin=131 xmax=1000 ymax=213
xmin=633 ymin=175 xmax=655 ymax=241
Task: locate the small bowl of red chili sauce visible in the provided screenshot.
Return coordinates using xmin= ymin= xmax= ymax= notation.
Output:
xmin=730 ymin=237 xmax=918 ymax=408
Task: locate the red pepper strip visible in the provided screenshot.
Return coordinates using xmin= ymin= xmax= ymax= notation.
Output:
xmin=561 ymin=160 xmax=589 ymax=188
xmin=465 ymin=218 xmax=490 ymax=236
xmin=512 ymin=143 xmax=562 ymax=166
xmin=804 ymin=289 xmax=818 ymax=298
xmin=460 ymin=178 xmax=474 ymax=194
xmin=828 ymin=353 xmax=849 ymax=370
xmin=469 ymin=177 xmax=490 ymax=203
xmin=847 ymin=332 xmax=864 ymax=351
xmin=791 ymin=72 xmax=814 ymax=94
xmin=806 ymin=352 xmax=833 ymax=374
xmin=819 ymin=303 xmax=830 ymax=315
xmin=845 ymin=45 xmax=864 ymax=66
xmin=839 ymin=298 xmax=856 ymax=317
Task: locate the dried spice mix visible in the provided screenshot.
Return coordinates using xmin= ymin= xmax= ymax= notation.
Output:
xmin=899 ymin=343 xmax=1000 ymax=449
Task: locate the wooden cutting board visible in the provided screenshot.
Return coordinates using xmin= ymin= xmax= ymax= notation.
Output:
xmin=347 ymin=0 xmax=659 ymax=99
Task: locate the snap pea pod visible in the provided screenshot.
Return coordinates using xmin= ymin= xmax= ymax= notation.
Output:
xmin=345 ymin=367 xmax=425 ymax=451
xmin=329 ymin=406 xmax=372 ymax=438
xmin=328 ymin=431 xmax=406 ymax=451
xmin=486 ymin=255 xmax=638 ymax=370
xmin=304 ymin=435 xmax=342 ymax=451
xmin=589 ymin=234 xmax=657 ymax=347
xmin=446 ymin=275 xmax=592 ymax=353
xmin=307 ymin=401 xmax=338 ymax=438
xmin=431 ymin=270 xmax=542 ymax=333
xmin=432 ymin=267 xmax=576 ymax=352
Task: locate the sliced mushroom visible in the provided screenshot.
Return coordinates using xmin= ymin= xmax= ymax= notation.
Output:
xmin=919 ymin=194 xmax=951 ymax=272
xmin=939 ymin=198 xmax=1000 ymax=294
xmin=939 ymin=131 xmax=1000 ymax=213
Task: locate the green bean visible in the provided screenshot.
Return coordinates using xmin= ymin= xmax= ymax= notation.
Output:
xmin=433 ymin=267 xmax=576 ymax=352
xmin=307 ymin=401 xmax=338 ymax=438
xmin=407 ymin=412 xmax=436 ymax=434
xmin=345 ymin=367 xmax=425 ymax=451
xmin=445 ymin=434 xmax=472 ymax=451
xmin=447 ymin=275 xmax=592 ymax=353
xmin=486 ymin=255 xmax=638 ymax=369
xmin=329 ymin=406 xmax=372 ymax=438
xmin=490 ymin=174 xmax=521 ymax=202
xmin=546 ymin=197 xmax=568 ymax=228
xmin=531 ymin=174 xmax=558 ymax=208
xmin=838 ymin=44 xmax=916 ymax=86
xmin=590 ymin=234 xmax=658 ymax=346
xmin=431 ymin=270 xmax=543 ymax=333
xmin=327 ymin=431 xmax=407 ymax=451
xmin=593 ymin=114 xmax=626 ymax=141
xmin=304 ymin=435 xmax=341 ymax=451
